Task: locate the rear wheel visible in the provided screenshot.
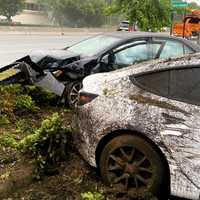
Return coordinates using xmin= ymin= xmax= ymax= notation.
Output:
xmin=99 ymin=134 xmax=168 ymax=199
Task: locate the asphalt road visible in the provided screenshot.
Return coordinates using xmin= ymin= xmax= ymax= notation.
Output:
xmin=0 ymin=34 xmax=91 ymax=67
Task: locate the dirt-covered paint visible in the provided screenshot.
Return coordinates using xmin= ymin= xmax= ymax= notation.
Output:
xmin=73 ymin=53 xmax=200 ymax=199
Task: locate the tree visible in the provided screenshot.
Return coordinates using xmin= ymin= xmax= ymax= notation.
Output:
xmin=106 ymin=0 xmax=171 ymax=31
xmin=188 ymin=2 xmax=200 ymax=9
xmin=0 ymin=0 xmax=25 ymax=22
xmin=39 ymin=0 xmax=107 ymax=27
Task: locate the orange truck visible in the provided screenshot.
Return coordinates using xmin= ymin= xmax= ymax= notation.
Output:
xmin=173 ymin=10 xmax=200 ymax=37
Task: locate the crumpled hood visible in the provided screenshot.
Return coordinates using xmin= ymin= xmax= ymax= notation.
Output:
xmin=29 ymin=49 xmax=80 ymax=63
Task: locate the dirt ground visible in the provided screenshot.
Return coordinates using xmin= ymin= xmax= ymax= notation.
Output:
xmin=0 ymin=85 xmax=119 ymax=200
xmin=0 ymin=151 xmax=110 ymax=200
xmin=0 ymin=85 xmax=183 ymax=200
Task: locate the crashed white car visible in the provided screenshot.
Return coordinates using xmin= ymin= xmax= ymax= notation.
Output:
xmin=73 ymin=54 xmax=200 ymax=199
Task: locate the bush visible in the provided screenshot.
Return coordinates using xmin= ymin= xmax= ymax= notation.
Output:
xmin=16 ymin=119 xmax=34 ymax=134
xmin=0 ymin=133 xmax=18 ymax=149
xmin=0 ymin=84 xmax=21 ymax=116
xmin=0 ymin=115 xmax=10 ymax=126
xmin=18 ymin=113 xmax=71 ymax=178
xmin=24 ymin=85 xmax=57 ymax=106
xmin=0 ymin=84 xmax=40 ymax=116
xmin=81 ymin=192 xmax=105 ymax=200
xmin=15 ymin=95 xmax=39 ymax=113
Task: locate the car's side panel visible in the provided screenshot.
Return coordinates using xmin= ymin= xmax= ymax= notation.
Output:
xmin=160 ymin=103 xmax=200 ymax=195
xmin=74 ymin=53 xmax=200 ymax=199
xmin=75 ymin=93 xmax=200 ymax=199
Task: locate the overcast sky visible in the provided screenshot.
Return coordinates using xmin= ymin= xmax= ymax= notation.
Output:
xmin=186 ymin=0 xmax=200 ymax=5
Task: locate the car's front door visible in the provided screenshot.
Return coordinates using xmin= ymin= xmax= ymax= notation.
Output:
xmin=99 ymin=38 xmax=165 ymax=72
xmin=112 ymin=39 xmax=163 ymax=68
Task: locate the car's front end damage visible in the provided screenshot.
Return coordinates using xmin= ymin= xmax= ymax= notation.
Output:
xmin=0 ymin=59 xmax=65 ymax=97
xmin=0 ymin=50 xmax=98 ymax=99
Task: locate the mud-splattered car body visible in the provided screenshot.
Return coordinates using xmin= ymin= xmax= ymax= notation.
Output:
xmin=73 ymin=54 xmax=200 ymax=199
xmin=0 ymin=33 xmax=200 ymax=106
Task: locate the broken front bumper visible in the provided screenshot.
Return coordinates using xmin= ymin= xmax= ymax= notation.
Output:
xmin=0 ymin=62 xmax=65 ymax=97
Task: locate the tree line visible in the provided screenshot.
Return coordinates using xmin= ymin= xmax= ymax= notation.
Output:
xmin=0 ymin=0 xmax=199 ymax=30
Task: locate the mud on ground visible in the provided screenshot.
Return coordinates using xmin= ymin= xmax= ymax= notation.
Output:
xmin=0 ymin=85 xmax=118 ymax=200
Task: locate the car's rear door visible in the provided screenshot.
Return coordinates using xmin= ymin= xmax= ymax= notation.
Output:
xmin=132 ymin=66 xmax=200 ymax=197
xmin=152 ymin=37 xmax=194 ymax=59
xmin=160 ymin=66 xmax=200 ymax=191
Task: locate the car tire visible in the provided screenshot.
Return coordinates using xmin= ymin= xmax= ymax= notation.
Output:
xmin=66 ymin=81 xmax=82 ymax=108
xmin=99 ymin=134 xmax=168 ymax=199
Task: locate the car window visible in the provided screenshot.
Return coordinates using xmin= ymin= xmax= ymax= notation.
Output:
xmin=158 ymin=40 xmax=193 ymax=59
xmin=169 ymin=67 xmax=200 ymax=105
xmin=131 ymin=66 xmax=200 ymax=106
xmin=114 ymin=42 xmax=162 ymax=66
xmin=132 ymin=70 xmax=170 ymax=97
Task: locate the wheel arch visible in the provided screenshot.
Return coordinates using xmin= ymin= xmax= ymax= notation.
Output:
xmin=95 ymin=129 xmax=171 ymax=197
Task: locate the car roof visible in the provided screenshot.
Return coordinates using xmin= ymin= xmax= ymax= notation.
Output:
xmin=120 ymin=21 xmax=129 ymax=24
xmin=104 ymin=32 xmax=168 ymax=39
xmin=101 ymin=32 xmax=200 ymax=51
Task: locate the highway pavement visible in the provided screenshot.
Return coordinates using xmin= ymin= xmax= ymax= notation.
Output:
xmin=0 ymin=34 xmax=91 ymax=67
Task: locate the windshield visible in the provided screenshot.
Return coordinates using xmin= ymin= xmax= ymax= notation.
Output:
xmin=67 ymin=35 xmax=120 ymax=56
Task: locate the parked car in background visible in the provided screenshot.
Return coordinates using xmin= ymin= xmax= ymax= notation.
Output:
xmin=73 ymin=53 xmax=200 ymax=199
xmin=117 ymin=20 xmax=135 ymax=32
xmin=0 ymin=32 xmax=200 ymax=108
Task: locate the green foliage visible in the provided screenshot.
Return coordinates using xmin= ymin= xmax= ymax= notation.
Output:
xmin=24 ymin=85 xmax=57 ymax=106
xmin=15 ymin=95 xmax=39 ymax=113
xmin=0 ymin=84 xmax=22 ymax=116
xmin=0 ymin=115 xmax=10 ymax=126
xmin=0 ymin=133 xmax=18 ymax=149
xmin=107 ymin=0 xmax=171 ymax=31
xmin=0 ymin=155 xmax=16 ymax=165
xmin=81 ymin=191 xmax=105 ymax=200
xmin=0 ymin=85 xmax=72 ymax=179
xmin=0 ymin=0 xmax=25 ymax=21
xmin=188 ymin=2 xmax=200 ymax=9
xmin=18 ymin=113 xmax=71 ymax=178
xmin=39 ymin=0 xmax=107 ymax=27
xmin=0 ymin=85 xmax=44 ymax=118
xmin=16 ymin=119 xmax=34 ymax=134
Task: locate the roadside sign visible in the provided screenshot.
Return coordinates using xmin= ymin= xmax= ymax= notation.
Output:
xmin=171 ymin=0 xmax=188 ymax=8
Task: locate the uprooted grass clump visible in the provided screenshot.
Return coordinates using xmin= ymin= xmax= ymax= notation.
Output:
xmin=0 ymin=84 xmax=22 ymax=117
xmin=15 ymin=94 xmax=39 ymax=113
xmin=0 ymin=84 xmax=58 ymax=119
xmin=0 ymin=113 xmax=72 ymax=179
xmin=0 ymin=84 xmax=72 ymax=178
xmin=0 ymin=85 xmax=38 ymax=118
xmin=19 ymin=112 xmax=71 ymax=179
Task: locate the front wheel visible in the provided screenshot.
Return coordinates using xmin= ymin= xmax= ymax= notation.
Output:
xmin=65 ymin=81 xmax=82 ymax=108
xmin=99 ymin=134 xmax=168 ymax=199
